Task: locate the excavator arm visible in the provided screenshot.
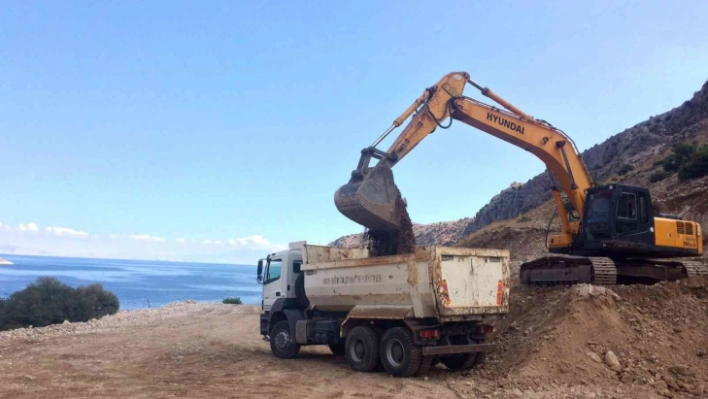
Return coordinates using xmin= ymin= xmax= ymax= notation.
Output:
xmin=334 ymin=72 xmax=593 ymax=248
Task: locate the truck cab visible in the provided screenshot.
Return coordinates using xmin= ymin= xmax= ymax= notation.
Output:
xmin=258 ymin=248 xmax=302 ymax=312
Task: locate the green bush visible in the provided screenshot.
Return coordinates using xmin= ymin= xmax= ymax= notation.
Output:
xmin=662 ymin=143 xmax=698 ymax=172
xmin=678 ymin=145 xmax=708 ymax=180
xmin=617 ymin=163 xmax=635 ymax=176
xmin=649 ymin=170 xmax=671 ymax=183
xmin=0 ymin=277 xmax=119 ymax=331
xmin=223 ymin=297 xmax=242 ymax=305
xmin=517 ymin=215 xmax=531 ymax=223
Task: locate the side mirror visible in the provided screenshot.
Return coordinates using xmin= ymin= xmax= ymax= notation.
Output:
xmin=257 ymin=260 xmax=264 ymax=283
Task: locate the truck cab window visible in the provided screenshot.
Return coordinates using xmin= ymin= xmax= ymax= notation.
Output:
xmin=266 ymin=259 xmax=282 ymax=283
xmin=293 ymin=260 xmax=302 ymax=274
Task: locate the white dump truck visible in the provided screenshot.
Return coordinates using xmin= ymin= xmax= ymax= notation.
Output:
xmin=257 ymin=241 xmax=510 ymax=377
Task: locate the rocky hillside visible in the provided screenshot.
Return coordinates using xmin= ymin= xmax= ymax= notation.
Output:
xmin=462 ymin=79 xmax=708 ymax=236
xmin=330 ymin=217 xmax=472 ymax=248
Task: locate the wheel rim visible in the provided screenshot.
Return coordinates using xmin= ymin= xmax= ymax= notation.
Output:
xmin=386 ymin=338 xmax=405 ymax=367
xmin=349 ymin=337 xmax=366 ymax=362
xmin=275 ymin=329 xmax=290 ymax=351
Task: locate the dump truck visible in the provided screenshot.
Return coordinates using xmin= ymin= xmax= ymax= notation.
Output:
xmin=257 ymin=241 xmax=509 ymax=377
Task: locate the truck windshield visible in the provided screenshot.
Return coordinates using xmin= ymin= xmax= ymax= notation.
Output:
xmin=266 ymin=259 xmax=282 ymax=283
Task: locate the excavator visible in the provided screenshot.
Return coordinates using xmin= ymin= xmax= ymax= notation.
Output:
xmin=334 ymin=72 xmax=707 ymax=286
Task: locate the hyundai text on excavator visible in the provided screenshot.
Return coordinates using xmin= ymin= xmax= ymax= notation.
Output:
xmin=334 ymin=72 xmax=707 ymax=286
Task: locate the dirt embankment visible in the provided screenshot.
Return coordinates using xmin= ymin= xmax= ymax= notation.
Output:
xmin=2 ymin=277 xmax=707 ymax=399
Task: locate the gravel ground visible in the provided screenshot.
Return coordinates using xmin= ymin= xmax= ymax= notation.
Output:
xmin=1 ymin=278 xmax=706 ymax=399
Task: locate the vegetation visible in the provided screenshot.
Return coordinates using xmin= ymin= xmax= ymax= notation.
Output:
xmin=650 ymin=170 xmax=671 ymax=183
xmin=617 ymin=163 xmax=635 ymax=176
xmin=222 ymin=297 xmax=243 ymax=305
xmin=678 ymin=145 xmax=708 ymax=180
xmin=517 ymin=215 xmax=531 ymax=223
xmin=654 ymin=143 xmax=708 ymax=181
xmin=0 ymin=277 xmax=119 ymax=331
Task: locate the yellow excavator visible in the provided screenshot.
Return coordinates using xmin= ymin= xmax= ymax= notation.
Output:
xmin=334 ymin=72 xmax=707 ymax=285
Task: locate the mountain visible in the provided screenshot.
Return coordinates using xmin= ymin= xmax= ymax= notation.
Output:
xmin=329 ymin=218 xmax=473 ymax=248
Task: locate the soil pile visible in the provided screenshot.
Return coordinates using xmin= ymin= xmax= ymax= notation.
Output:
xmin=476 ymin=276 xmax=708 ymax=398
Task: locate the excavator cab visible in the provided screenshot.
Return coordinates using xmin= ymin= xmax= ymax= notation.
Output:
xmin=577 ymin=184 xmax=655 ymax=254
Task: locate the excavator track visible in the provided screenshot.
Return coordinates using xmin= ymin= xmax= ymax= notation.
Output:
xmin=519 ymin=255 xmax=616 ymax=287
xmin=588 ymin=257 xmax=618 ymax=286
xmin=643 ymin=259 xmax=708 ymax=278
xmin=520 ymin=256 xmax=707 ymax=287
xmin=678 ymin=260 xmax=708 ymax=277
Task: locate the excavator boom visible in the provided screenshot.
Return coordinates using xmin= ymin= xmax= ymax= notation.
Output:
xmin=335 ymin=72 xmax=591 ymax=242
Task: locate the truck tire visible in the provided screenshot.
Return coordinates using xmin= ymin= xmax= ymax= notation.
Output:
xmin=345 ymin=326 xmax=380 ymax=372
xmin=294 ymin=273 xmax=310 ymax=308
xmin=270 ymin=321 xmax=301 ymax=359
xmin=328 ymin=344 xmax=346 ymax=356
xmin=380 ymin=327 xmax=422 ymax=377
xmin=415 ymin=356 xmax=434 ymax=376
xmin=440 ymin=352 xmax=485 ymax=371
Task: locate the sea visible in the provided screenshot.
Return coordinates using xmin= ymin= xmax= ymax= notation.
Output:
xmin=0 ymin=254 xmax=261 ymax=310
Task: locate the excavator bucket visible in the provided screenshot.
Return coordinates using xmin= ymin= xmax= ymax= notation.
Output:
xmin=334 ymin=164 xmax=404 ymax=231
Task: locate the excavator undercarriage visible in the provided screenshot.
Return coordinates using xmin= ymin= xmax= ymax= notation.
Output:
xmin=519 ymin=256 xmax=708 ymax=286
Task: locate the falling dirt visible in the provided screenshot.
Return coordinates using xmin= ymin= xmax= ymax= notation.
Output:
xmin=366 ymin=197 xmax=416 ymax=256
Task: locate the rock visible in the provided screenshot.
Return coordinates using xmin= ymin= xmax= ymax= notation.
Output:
xmin=605 ymin=351 xmax=622 ymax=372
xmin=655 ymin=380 xmax=669 ymax=393
xmin=510 ymin=388 xmax=523 ymax=398
xmin=668 ymin=365 xmax=695 ymax=377
xmin=620 ymin=373 xmax=635 ymax=384
xmin=587 ymin=352 xmax=603 ymax=363
xmin=662 ymin=374 xmax=679 ymax=391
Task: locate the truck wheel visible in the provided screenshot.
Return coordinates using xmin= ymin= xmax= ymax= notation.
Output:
xmin=270 ymin=321 xmax=300 ymax=359
xmin=345 ymin=326 xmax=380 ymax=372
xmin=440 ymin=352 xmax=485 ymax=371
xmin=328 ymin=343 xmax=346 ymax=356
xmin=295 ymin=273 xmax=310 ymax=308
xmin=415 ymin=356 xmax=434 ymax=376
xmin=380 ymin=327 xmax=422 ymax=377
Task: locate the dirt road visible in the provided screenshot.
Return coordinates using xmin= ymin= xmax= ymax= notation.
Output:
xmin=1 ymin=277 xmax=706 ymax=399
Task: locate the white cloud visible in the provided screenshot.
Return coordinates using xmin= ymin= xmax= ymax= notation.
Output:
xmin=45 ymin=226 xmax=89 ymax=237
xmin=19 ymin=223 xmax=39 ymax=232
xmin=227 ymin=235 xmax=287 ymax=251
xmin=175 ymin=238 xmax=186 ymax=243
xmin=203 ymin=239 xmax=213 ymax=245
xmin=128 ymin=234 xmax=166 ymax=242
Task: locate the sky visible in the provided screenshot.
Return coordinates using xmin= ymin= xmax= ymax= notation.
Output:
xmin=1 ymin=1 xmax=707 ymax=264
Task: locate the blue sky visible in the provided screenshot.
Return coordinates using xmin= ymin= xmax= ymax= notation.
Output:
xmin=1 ymin=1 xmax=707 ymax=263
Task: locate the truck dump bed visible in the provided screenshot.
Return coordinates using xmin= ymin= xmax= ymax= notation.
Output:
xmin=294 ymin=242 xmax=510 ymax=323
